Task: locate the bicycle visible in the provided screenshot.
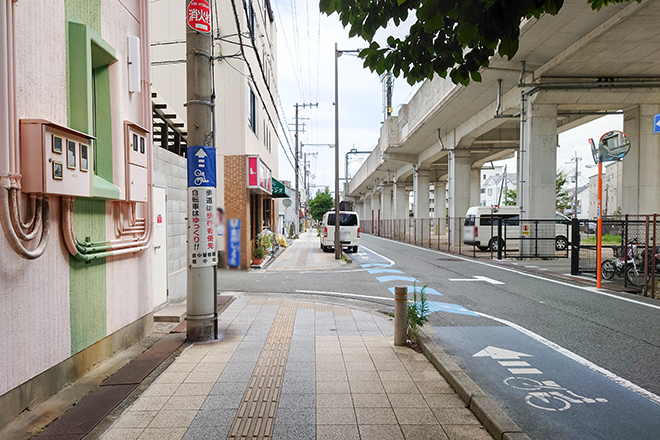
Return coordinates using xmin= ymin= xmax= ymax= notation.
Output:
xmin=504 ymin=377 xmax=607 ymax=412
xmin=601 ymin=239 xmax=645 ymax=287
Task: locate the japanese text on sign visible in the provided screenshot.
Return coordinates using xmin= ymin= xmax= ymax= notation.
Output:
xmin=188 ymin=188 xmax=217 ymax=267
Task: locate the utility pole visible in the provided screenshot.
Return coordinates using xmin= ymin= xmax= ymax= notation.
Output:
xmin=186 ymin=0 xmax=215 ymax=342
xmin=294 ymin=102 xmax=317 ymax=238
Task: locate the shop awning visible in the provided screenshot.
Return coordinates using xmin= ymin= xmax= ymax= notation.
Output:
xmin=272 ymin=178 xmax=293 ymax=198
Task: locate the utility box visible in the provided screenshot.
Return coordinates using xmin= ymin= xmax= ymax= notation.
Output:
xmin=125 ymin=121 xmax=149 ymax=202
xmin=20 ymin=120 xmax=95 ymax=197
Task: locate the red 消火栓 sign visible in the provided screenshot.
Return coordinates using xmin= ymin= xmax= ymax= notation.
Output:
xmin=187 ymin=0 xmax=211 ymax=33
xmin=247 ymin=156 xmax=272 ymax=195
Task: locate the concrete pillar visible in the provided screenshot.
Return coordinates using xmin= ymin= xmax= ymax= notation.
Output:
xmin=413 ymin=169 xmax=430 ymax=241
xmin=435 ymin=180 xmax=447 ymax=236
xmin=394 ymin=182 xmax=407 ymax=220
xmin=371 ymin=190 xmax=381 ymax=234
xmin=522 ymin=102 xmax=557 ymax=220
xmin=470 ymin=168 xmax=481 ymax=207
xmin=381 ymin=184 xmax=393 ymax=237
xmin=449 ymin=150 xmax=471 ymax=245
xmin=623 ymin=105 xmax=660 ymax=214
xmin=521 ymin=101 xmax=557 ymax=255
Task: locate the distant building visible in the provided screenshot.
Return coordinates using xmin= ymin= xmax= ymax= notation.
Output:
xmin=588 ymin=161 xmax=622 ymax=219
xmin=481 ymin=172 xmax=517 ymax=207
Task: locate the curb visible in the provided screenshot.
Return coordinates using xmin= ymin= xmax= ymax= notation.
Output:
xmin=414 ymin=330 xmax=531 ymax=440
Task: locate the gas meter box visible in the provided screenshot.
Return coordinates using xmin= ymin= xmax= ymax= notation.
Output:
xmin=124 ymin=121 xmax=149 ymax=202
xmin=20 ymin=120 xmax=95 ymax=197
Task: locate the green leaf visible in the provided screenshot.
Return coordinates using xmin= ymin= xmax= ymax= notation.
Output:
xmin=470 ymin=70 xmax=482 ymax=82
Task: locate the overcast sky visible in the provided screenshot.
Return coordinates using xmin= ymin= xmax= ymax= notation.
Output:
xmin=272 ymin=1 xmax=623 ymax=195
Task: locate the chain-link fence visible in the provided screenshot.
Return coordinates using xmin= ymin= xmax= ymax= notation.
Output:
xmin=576 ymin=215 xmax=659 ymax=298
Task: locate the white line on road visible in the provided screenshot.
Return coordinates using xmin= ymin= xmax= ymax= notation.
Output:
xmin=498 ymin=361 xmax=532 ymax=367
xmin=508 ymin=368 xmax=543 ymax=375
xmin=295 ymin=290 xmax=394 ymax=302
xmin=478 ymin=311 xmax=660 ymax=405
xmin=448 ymin=276 xmax=504 ymax=285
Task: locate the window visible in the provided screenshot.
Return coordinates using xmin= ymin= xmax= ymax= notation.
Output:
xmin=248 ymin=86 xmax=256 ymax=134
xmin=480 ymin=188 xmax=485 ymax=194
xmin=68 ymin=22 xmax=120 ymax=199
xmin=487 ymin=188 xmax=493 ymax=196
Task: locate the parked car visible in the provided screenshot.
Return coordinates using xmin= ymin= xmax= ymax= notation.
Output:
xmin=463 ymin=206 xmax=570 ymax=251
xmin=320 ymin=210 xmax=360 ymax=253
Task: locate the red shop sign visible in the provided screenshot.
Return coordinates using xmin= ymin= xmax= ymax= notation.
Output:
xmin=187 ymin=0 xmax=211 ymax=33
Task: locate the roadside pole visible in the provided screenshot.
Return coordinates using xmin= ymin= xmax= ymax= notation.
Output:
xmin=186 ymin=0 xmax=216 ymax=342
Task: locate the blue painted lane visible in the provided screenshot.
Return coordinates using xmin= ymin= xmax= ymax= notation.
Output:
xmin=387 ymin=285 xmax=442 ymax=296
xmin=376 ymin=275 xmax=420 ymax=283
xmin=368 ymin=268 xmax=404 ymax=275
xmin=431 ymin=326 xmax=660 ymax=440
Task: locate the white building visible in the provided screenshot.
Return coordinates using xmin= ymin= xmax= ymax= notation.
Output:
xmin=150 ymin=0 xmax=281 ymax=269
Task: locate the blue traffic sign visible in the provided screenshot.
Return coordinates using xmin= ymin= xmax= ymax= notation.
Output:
xmin=187 ymin=146 xmax=216 ymax=187
xmin=654 ymin=113 xmax=660 ymax=134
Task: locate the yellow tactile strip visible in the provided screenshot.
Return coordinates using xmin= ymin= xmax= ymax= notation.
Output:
xmin=227 ymin=303 xmax=297 ymax=439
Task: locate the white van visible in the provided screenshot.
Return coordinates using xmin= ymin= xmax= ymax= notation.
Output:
xmin=320 ymin=210 xmax=360 ymax=253
xmin=463 ymin=206 xmax=570 ymax=251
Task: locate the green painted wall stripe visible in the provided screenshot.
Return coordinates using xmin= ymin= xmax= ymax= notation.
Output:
xmin=69 ymin=199 xmax=107 ymax=354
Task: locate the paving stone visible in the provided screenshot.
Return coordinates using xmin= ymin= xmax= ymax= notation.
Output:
xmin=349 ymin=380 xmax=385 ymax=394
xmin=346 ymin=370 xmax=381 ymax=382
xmin=181 ymin=425 xmax=231 ymax=440
xmin=190 ymin=408 xmax=237 ymax=426
xmin=273 ymin=407 xmax=314 ymax=425
xmin=137 ymin=427 xmax=187 ymax=440
xmin=271 ymin=422 xmax=315 ymax=440
xmin=161 ymin=395 xmax=207 ymax=411
xmin=315 ymin=393 xmax=353 ymax=408
xmin=401 ymin=424 xmax=450 ymax=440
xmin=315 ymin=369 xmax=347 ymax=382
xmin=316 ymin=407 xmax=357 ymax=425
xmin=279 ymin=379 xmax=315 ymax=394
xmin=393 ymin=406 xmax=438 ymax=425
xmin=316 ymin=424 xmax=360 ymax=440
xmin=351 ymin=393 xmax=391 ymax=408
xmin=442 ymin=424 xmax=493 ymax=440
xmin=316 ymin=381 xmax=350 ymax=394
xmin=200 ymin=393 xmax=244 ymax=410
xmin=432 ymin=408 xmax=481 ymax=425
xmin=355 ymin=407 xmax=397 ymax=424
xmin=387 ymin=393 xmax=428 ymax=408
xmin=209 ymin=381 xmax=248 ymax=395
xmin=100 ymin=427 xmax=144 ymax=440
xmin=130 ymin=397 xmax=169 ymax=412
xmin=358 ymin=424 xmax=405 ymax=440
xmin=383 ymin=381 xmax=420 ymax=394
xmin=277 ymin=393 xmax=315 ymax=409
xmin=111 ymin=411 xmax=158 ymax=429
xmin=147 ymin=410 xmax=197 ymax=428
xmin=423 ymin=393 xmax=467 ymax=408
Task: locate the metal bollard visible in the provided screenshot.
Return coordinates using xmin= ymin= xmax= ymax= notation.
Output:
xmin=394 ymin=286 xmax=408 ymax=346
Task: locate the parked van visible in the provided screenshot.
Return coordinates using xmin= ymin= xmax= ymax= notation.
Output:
xmin=321 ymin=210 xmax=360 ymax=253
xmin=463 ymin=206 xmax=570 ymax=251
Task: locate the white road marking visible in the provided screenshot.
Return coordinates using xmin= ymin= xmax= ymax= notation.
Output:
xmin=366 ymin=234 xmax=660 ymax=312
xmin=478 ymin=311 xmax=660 ymax=405
xmin=448 ymin=276 xmax=504 ymax=285
xmin=473 ymin=346 xmax=532 ymax=359
xmin=499 ymin=361 xmax=532 ymax=367
xmin=508 ymin=368 xmax=544 ymax=375
xmin=295 ymin=290 xmax=393 ymax=302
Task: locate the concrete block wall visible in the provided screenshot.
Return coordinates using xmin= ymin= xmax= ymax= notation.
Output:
xmin=154 ymin=147 xmax=188 ymax=302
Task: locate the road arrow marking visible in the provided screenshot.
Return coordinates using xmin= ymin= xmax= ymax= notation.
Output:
xmin=368 ymin=268 xmax=404 ymax=274
xmin=473 ymin=346 xmax=532 ymax=360
xmin=376 ymin=275 xmax=420 ymax=283
xmin=448 ymin=276 xmax=504 ymax=285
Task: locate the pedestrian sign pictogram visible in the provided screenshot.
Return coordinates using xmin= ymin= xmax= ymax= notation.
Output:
xmin=187 ymin=0 xmax=211 ymax=33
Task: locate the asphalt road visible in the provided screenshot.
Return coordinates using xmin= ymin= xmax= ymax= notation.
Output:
xmin=218 ymin=234 xmax=660 ymax=440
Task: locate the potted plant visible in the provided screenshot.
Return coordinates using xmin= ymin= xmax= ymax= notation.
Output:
xmin=252 ymin=237 xmax=266 ymax=265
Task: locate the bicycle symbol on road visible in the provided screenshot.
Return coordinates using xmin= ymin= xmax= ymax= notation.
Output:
xmin=504 ymin=377 xmax=608 ymax=412
xmin=194 ymin=169 xmax=209 ymax=186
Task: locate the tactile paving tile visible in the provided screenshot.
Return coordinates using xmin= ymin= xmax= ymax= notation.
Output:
xmin=227 ymin=304 xmax=297 ymax=439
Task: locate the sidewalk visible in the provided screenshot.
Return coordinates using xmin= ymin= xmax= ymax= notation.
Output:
xmin=266 ymin=230 xmax=346 ymax=271
xmin=98 ymin=296 xmax=494 ymax=440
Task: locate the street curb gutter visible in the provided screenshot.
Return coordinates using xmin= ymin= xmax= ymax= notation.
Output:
xmin=415 ymin=329 xmax=531 ymax=440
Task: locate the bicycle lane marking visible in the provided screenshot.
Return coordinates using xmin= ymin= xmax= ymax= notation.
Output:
xmin=430 ymin=325 xmax=660 ymax=440
xmin=365 ymin=234 xmax=660 ymax=312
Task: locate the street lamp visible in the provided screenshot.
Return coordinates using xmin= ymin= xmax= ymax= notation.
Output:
xmin=334 ymin=44 xmax=359 ymax=259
